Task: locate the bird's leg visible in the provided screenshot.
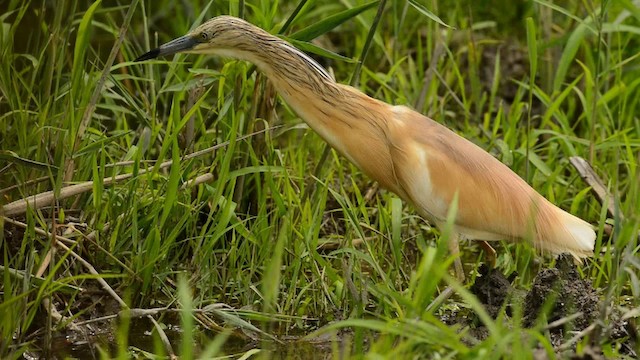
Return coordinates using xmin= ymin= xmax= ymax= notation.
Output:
xmin=426 ymin=231 xmax=465 ymax=312
xmin=447 ymin=231 xmax=466 ymax=283
xmin=479 ymin=240 xmax=497 ymax=268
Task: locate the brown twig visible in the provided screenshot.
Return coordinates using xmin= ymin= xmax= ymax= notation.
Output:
xmin=3 ymin=127 xmax=278 ymax=217
xmin=569 ymin=156 xmax=640 ymax=242
xmin=316 ymin=237 xmax=367 ymax=251
xmin=181 ymin=173 xmax=215 ymax=190
xmin=569 ymin=156 xmax=620 ymax=220
xmin=2 ymin=173 xmax=133 ymax=216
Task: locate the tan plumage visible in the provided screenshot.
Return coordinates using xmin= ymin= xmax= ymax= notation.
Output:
xmin=136 ymin=16 xmax=595 ymax=266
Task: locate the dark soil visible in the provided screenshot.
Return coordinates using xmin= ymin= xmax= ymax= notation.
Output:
xmin=470 ymin=264 xmax=513 ymax=318
xmin=522 ymin=255 xmax=599 ymax=335
xmin=467 ymin=255 xmax=637 ymax=358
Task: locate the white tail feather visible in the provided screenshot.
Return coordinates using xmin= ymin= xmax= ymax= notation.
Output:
xmin=541 ymin=209 xmax=595 ymax=259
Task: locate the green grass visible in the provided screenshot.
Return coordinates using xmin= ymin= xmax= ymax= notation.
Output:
xmin=1 ymin=0 xmax=639 ymax=358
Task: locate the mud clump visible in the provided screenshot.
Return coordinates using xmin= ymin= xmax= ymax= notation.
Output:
xmin=523 ymin=255 xmax=600 ymax=342
xmin=467 ymin=256 xmax=636 ymax=357
xmin=470 ymin=264 xmax=512 ymax=318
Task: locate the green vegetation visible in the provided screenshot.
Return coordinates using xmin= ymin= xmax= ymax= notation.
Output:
xmin=1 ymin=0 xmax=639 ymax=358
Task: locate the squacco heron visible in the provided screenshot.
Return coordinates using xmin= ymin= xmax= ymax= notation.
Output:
xmin=136 ymin=16 xmax=595 ymax=281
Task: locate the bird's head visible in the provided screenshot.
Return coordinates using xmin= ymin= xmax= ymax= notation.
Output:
xmin=135 ymin=16 xmax=259 ymax=62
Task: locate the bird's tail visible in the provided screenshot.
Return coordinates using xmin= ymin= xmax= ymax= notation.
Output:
xmin=535 ymin=205 xmax=596 ymax=260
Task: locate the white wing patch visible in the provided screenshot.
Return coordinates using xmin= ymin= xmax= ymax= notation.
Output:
xmin=403 ymin=143 xmax=449 ymax=221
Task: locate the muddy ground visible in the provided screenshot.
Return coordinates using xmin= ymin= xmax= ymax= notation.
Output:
xmin=462 ymin=255 xmax=637 ymax=359
xmin=14 ymin=254 xmax=637 ymax=359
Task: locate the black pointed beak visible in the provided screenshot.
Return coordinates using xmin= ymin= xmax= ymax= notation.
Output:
xmin=135 ymin=35 xmax=199 ymax=62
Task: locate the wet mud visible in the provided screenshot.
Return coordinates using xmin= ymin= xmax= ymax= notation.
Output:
xmin=467 ymin=255 xmax=637 ymax=358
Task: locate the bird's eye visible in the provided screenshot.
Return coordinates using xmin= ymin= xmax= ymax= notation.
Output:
xmin=200 ymin=32 xmax=208 ymax=41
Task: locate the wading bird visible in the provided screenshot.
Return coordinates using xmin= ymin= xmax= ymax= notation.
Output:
xmin=136 ymin=16 xmax=595 ymax=281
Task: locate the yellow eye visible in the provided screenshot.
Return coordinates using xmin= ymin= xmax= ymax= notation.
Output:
xmin=200 ymin=32 xmax=208 ymax=41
